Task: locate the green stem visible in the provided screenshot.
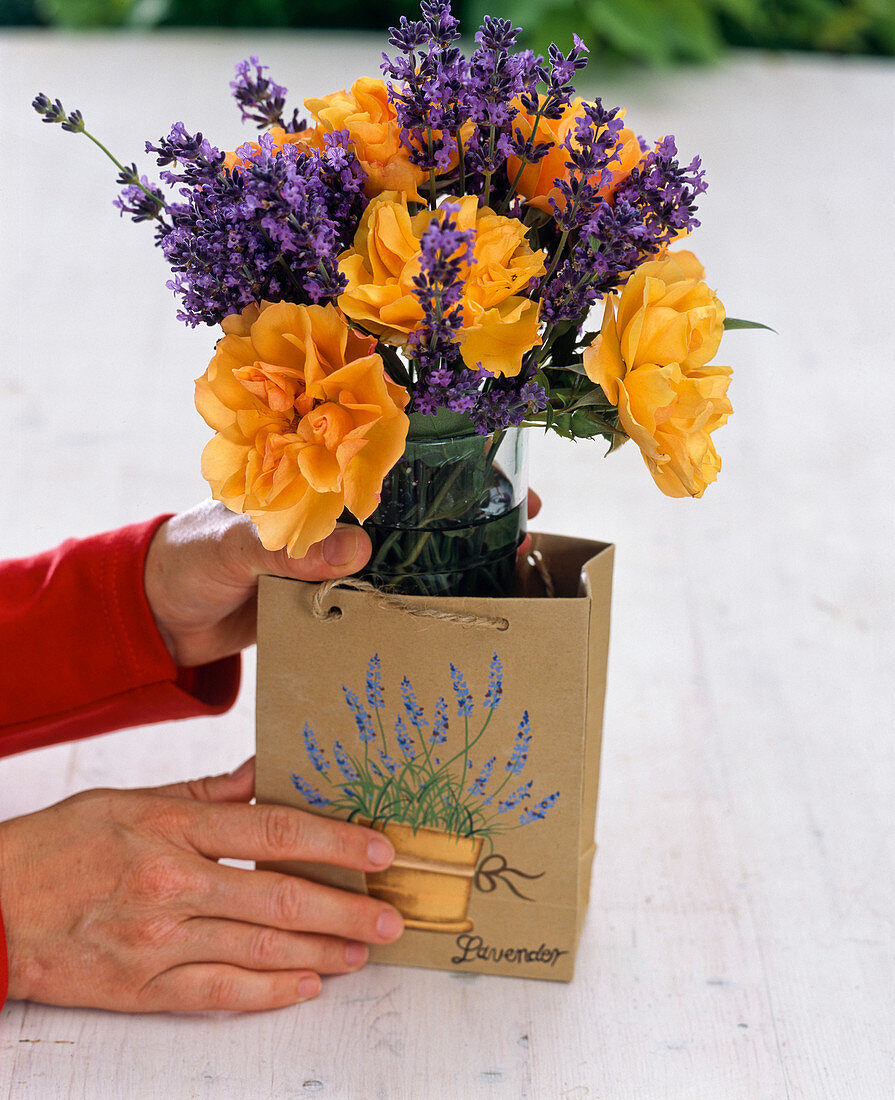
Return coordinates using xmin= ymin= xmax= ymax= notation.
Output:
xmin=425 ymin=126 xmax=437 ymax=210
xmin=80 ymin=128 xmax=169 ymax=228
xmin=482 ymin=127 xmax=496 ymax=208
xmin=426 ymin=707 xmax=496 ymax=792
xmin=457 ymin=137 xmax=466 ymax=196
xmin=498 ymin=104 xmax=547 ymax=215
xmin=543 ymin=228 xmax=570 ymax=286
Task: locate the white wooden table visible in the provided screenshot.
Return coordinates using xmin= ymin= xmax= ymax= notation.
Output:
xmin=1 ymin=31 xmax=893 ymax=1098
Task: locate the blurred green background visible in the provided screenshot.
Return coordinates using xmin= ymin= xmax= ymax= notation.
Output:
xmin=2 ymin=0 xmax=893 ymax=63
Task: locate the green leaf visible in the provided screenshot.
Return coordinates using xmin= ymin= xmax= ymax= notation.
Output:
xmin=584 ymin=0 xmax=678 ymax=65
xmin=659 ymin=0 xmax=725 ymax=61
xmin=723 ymin=317 xmax=777 ymax=332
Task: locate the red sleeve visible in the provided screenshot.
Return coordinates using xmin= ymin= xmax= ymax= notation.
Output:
xmin=0 ymin=515 xmax=242 ymax=1006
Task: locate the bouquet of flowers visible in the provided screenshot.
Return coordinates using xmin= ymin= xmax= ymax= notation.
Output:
xmin=35 ymin=0 xmax=746 ymax=597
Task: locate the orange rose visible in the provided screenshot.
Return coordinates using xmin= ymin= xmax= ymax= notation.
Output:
xmin=223 ymin=124 xmax=321 ymax=171
xmin=305 ymin=78 xmax=427 ymax=202
xmin=195 ymin=301 xmax=410 ymax=558
xmin=583 ymin=251 xmax=731 ymax=498
xmin=507 ymin=98 xmax=643 ymax=214
xmin=338 ymin=192 xmax=546 ymax=377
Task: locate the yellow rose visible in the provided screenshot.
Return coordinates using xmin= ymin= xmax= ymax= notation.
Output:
xmin=338 ymin=192 xmax=546 ymax=377
xmin=507 ymin=98 xmax=643 ymax=214
xmin=195 ymin=301 xmax=410 ymax=558
xmin=305 ymin=78 xmax=427 ymax=202
xmin=223 ymin=124 xmax=321 ymax=171
xmin=583 ymin=252 xmax=732 ymax=498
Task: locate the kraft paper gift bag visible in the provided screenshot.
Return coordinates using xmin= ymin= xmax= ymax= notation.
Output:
xmin=255 ymin=532 xmax=613 ymax=981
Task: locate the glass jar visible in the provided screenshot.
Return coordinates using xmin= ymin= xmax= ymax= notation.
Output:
xmin=359 ymin=412 xmax=528 ymax=597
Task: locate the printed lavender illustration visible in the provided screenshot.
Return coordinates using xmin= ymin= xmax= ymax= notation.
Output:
xmin=290 ymin=653 xmax=559 ymax=932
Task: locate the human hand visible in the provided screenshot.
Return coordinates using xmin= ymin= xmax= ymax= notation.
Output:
xmin=0 ymin=758 xmax=403 ymax=1012
xmin=519 ymin=487 xmax=543 ymax=558
xmin=145 ymin=493 xmax=542 ymax=668
xmin=144 ymin=501 xmax=373 ymax=667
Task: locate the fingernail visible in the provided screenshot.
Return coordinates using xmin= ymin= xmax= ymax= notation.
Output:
xmin=367 ymin=836 xmax=394 ymax=868
xmin=228 ymin=757 xmax=254 ymax=781
xmin=298 ymin=976 xmax=320 ymax=1001
xmin=345 ymin=942 xmax=368 ymax=968
xmin=322 ymin=528 xmax=359 ymax=567
xmin=376 ymin=909 xmax=404 ymax=941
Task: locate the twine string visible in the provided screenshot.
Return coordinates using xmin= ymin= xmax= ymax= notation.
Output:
xmin=527 ymin=548 xmax=556 ymax=598
xmin=311 ymin=577 xmax=510 ymax=631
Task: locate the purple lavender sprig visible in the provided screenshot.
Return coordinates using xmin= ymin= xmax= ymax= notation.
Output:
xmin=33 ymin=94 xmax=169 ymax=228
xmin=381 ymin=0 xmax=469 ymax=193
xmin=470 ymin=372 xmax=547 ymax=435
xmin=538 ymin=133 xmax=707 ymax=331
xmin=149 ymin=124 xmax=366 ymax=326
xmin=614 ymin=135 xmax=707 ymax=249
xmin=544 ymin=38 xmax=589 ymax=112
xmin=406 ymin=204 xmax=483 ymax=416
xmin=231 ymin=56 xmax=303 ymax=132
xmin=549 ymin=101 xmax=624 ymax=235
xmin=463 ymin=17 xmax=541 ymax=205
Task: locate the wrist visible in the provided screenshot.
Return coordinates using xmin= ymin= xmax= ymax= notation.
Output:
xmin=143 ymin=518 xmax=178 ymax=661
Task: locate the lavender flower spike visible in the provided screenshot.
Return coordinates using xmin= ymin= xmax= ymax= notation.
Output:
xmin=498 ymin=779 xmax=533 ymax=813
xmin=430 ymin=696 xmax=449 ymax=744
xmin=506 ymin=711 xmax=532 ymax=774
xmin=332 ymin=741 xmax=359 ymax=782
xmin=470 ymin=755 xmax=496 ymax=796
xmin=406 ymin=203 xmax=476 ymax=417
xmin=303 ymin=722 xmax=330 ymax=775
xmin=401 ymin=676 xmax=429 ymax=731
xmin=366 ymin=654 xmax=384 ymax=709
xmin=449 ymin=662 xmax=474 ymax=717
xmin=230 ymin=56 xmax=301 ymax=132
xmin=483 ymin=652 xmax=503 ymax=710
xmin=290 ymin=774 xmax=331 ymax=808
xmin=520 ymin=791 xmax=560 ymax=825
xmin=395 ymin=715 xmax=417 ymax=761
xmin=343 ymin=687 xmax=376 ymax=743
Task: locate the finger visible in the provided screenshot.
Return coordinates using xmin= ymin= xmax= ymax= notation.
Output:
xmin=150 ymin=758 xmax=255 ymax=804
xmin=231 ymin=516 xmax=373 ymax=583
xmin=142 ymin=963 xmax=322 ymax=1012
xmin=201 ymin=862 xmax=404 ymax=945
xmin=180 ymin=800 xmax=395 ymax=871
xmin=182 ymin=918 xmax=369 ymax=975
xmin=527 ymin=488 xmax=542 ymax=519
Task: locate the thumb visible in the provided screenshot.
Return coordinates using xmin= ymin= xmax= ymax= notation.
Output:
xmin=151 ymin=756 xmax=256 ymax=803
xmin=263 ymin=523 xmax=373 ymax=583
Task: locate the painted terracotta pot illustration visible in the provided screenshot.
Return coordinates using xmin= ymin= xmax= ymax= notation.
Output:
xmin=362 ymin=820 xmax=484 ymax=933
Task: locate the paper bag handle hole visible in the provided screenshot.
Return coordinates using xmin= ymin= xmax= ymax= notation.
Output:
xmin=323 ymin=605 xmax=343 ymax=621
